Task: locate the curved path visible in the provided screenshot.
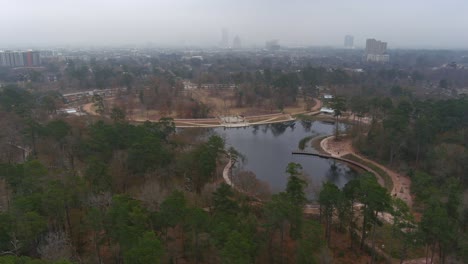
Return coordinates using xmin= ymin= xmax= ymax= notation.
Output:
xmin=222 ymin=156 xmax=234 ymax=187
xmin=225 ymin=136 xmax=418 ymax=261
xmin=81 ymin=97 xmax=323 ymax=128
xmin=291 ymin=151 xmax=386 ymax=188
xmin=320 ymin=136 xmax=413 ymax=208
xmin=222 ymin=156 xmax=264 ymax=202
xmin=174 ymin=97 xmax=321 ymax=127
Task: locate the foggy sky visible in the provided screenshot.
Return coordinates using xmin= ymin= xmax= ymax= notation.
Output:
xmin=1 ymin=0 xmax=468 ymax=49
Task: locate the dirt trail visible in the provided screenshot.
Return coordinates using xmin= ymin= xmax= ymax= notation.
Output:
xmin=320 ymin=136 xmax=413 ymax=208
xmin=82 ymin=102 xmax=98 ymax=115
xmin=292 ymin=98 xmax=322 ymax=115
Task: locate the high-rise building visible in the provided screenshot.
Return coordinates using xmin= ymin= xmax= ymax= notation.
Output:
xmin=220 ymin=28 xmax=229 ymax=48
xmin=13 ymin=52 xmax=24 ymax=67
xmin=31 ymin=51 xmax=41 ymax=66
xmin=366 ymin=39 xmax=387 ymax=54
xmin=365 ymin=38 xmax=389 ymax=63
xmin=0 ymin=51 xmax=11 ymax=67
xmin=232 ymin=35 xmax=242 ymax=49
xmin=344 ymin=35 xmax=354 ymax=48
xmin=0 ymin=50 xmax=41 ymax=67
xmin=24 ymin=51 xmax=33 ymax=66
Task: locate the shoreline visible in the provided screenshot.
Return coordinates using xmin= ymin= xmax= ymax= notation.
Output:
xmin=81 ymin=98 xmax=323 ymax=129
xmin=173 ymin=116 xmax=295 ymax=128
xmin=319 ymin=135 xmax=413 ymax=208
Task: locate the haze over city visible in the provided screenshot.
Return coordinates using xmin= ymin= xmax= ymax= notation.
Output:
xmin=2 ymin=0 xmax=468 ymax=49
xmin=2 ymin=0 xmax=468 ymax=263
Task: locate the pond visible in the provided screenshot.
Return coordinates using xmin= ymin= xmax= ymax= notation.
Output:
xmin=213 ymin=120 xmax=360 ymax=197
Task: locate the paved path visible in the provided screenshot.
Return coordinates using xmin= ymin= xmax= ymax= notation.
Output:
xmin=291 ymin=98 xmax=323 ymax=116
xmin=81 ymin=97 xmax=323 ymax=128
xmin=320 ymin=136 xmax=413 ymax=208
xmin=222 ymin=156 xmax=264 ymax=202
xmin=291 ymin=151 xmax=386 ymax=188
xmin=222 ymin=156 xmax=234 ymax=187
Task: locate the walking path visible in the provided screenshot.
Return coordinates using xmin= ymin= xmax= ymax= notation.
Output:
xmin=291 ymin=151 xmax=386 ymax=188
xmin=81 ymin=98 xmax=323 ymax=128
xmin=222 ymin=155 xmax=264 ymax=202
xmin=319 ymin=137 xmax=433 ymax=264
xmin=222 ymin=156 xmax=234 ymax=187
xmin=225 ymin=136 xmax=421 ymax=263
xmin=320 ymin=136 xmax=413 ymax=208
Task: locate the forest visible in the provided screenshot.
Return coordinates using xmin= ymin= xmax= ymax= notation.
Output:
xmin=0 ymin=58 xmax=467 ymax=264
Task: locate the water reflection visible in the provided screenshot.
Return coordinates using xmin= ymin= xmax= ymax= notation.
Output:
xmin=326 ymin=161 xmax=341 ymax=183
xmin=214 ymin=120 xmax=356 ymax=197
xmin=252 ymin=125 xmax=259 ymax=135
xmin=300 ymin=120 xmax=314 ymax=132
xmin=266 ymin=123 xmax=296 ymax=137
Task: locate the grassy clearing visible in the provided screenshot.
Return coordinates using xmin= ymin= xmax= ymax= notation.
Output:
xmin=342 ymin=153 xmax=393 ymax=191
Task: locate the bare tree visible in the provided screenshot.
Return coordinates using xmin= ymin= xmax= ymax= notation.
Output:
xmin=233 ymin=170 xmax=271 ymax=200
xmin=0 ymin=113 xmax=26 ymax=163
xmin=0 ymin=234 xmax=21 ymax=256
xmin=137 ymin=178 xmax=169 ymax=211
xmin=38 ymin=231 xmax=74 ymax=262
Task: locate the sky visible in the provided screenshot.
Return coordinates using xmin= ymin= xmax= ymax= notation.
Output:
xmin=1 ymin=0 xmax=468 ymax=49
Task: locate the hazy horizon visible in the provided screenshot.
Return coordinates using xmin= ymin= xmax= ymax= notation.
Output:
xmin=2 ymin=0 xmax=468 ymax=49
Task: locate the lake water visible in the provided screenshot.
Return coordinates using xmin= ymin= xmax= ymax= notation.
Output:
xmin=213 ymin=120 xmax=359 ymax=197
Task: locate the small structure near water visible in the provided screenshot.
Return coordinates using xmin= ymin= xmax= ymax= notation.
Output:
xmin=220 ymin=116 xmax=249 ymax=128
xmin=320 ymin=107 xmax=335 ymax=114
xmin=57 ymin=108 xmax=85 ymax=116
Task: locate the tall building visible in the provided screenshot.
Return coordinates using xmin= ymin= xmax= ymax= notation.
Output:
xmin=0 ymin=50 xmax=41 ymax=67
xmin=31 ymin=51 xmax=41 ymax=66
xmin=220 ymin=28 xmax=229 ymax=48
xmin=13 ymin=52 xmax=24 ymax=67
xmin=0 ymin=51 xmax=12 ymax=67
xmin=25 ymin=51 xmax=33 ymax=66
xmin=232 ymin=35 xmax=242 ymax=49
xmin=366 ymin=39 xmax=387 ymax=54
xmin=365 ymin=38 xmax=389 ymax=63
xmin=344 ymin=35 xmax=354 ymax=48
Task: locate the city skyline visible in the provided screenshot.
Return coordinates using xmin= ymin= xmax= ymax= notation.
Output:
xmin=365 ymin=38 xmax=390 ymax=63
xmin=0 ymin=50 xmax=41 ymax=67
xmin=1 ymin=0 xmax=468 ymax=49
